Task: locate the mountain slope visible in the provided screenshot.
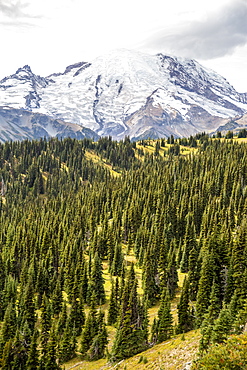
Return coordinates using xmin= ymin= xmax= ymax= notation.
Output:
xmin=0 ymin=49 xmax=246 ymax=140
xmin=0 ymin=107 xmax=98 ymax=143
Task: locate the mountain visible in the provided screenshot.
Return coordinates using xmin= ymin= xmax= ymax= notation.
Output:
xmin=0 ymin=49 xmax=246 ymax=141
xmin=0 ymin=107 xmax=99 ymax=143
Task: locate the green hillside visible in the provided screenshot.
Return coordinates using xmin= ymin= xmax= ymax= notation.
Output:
xmin=0 ymin=133 xmax=247 ymax=369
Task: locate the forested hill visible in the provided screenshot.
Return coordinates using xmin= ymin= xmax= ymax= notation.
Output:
xmin=0 ymin=135 xmax=247 ymax=369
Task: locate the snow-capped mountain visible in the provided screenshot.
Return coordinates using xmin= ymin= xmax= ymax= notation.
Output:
xmin=0 ymin=49 xmax=246 ymax=141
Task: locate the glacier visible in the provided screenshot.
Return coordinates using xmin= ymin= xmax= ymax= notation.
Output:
xmin=0 ymin=49 xmax=246 ymax=141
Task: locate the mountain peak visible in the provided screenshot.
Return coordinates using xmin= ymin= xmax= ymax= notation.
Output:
xmin=0 ymin=49 xmax=246 ymax=141
xmin=16 ymin=65 xmax=33 ymax=75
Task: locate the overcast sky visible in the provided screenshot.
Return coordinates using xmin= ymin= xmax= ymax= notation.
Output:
xmin=0 ymin=0 xmax=246 ymax=92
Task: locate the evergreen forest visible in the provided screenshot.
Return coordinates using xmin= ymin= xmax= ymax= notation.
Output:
xmin=0 ymin=134 xmax=247 ymax=369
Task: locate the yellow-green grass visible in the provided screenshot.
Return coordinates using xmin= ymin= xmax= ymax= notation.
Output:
xmin=234 ymin=137 xmax=247 ymax=143
xmin=85 ymin=150 xmax=121 ymax=177
xmin=107 ymin=329 xmax=201 ymax=370
xmin=64 ymin=330 xmax=201 ymax=370
xmin=135 ymin=141 xmax=198 ymax=159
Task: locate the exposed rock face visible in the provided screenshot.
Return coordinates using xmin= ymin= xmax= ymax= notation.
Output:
xmin=0 ymin=107 xmax=98 ymax=143
xmin=0 ymin=49 xmax=246 ymax=141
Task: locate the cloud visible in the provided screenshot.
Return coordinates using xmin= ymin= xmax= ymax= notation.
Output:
xmin=0 ymin=0 xmax=31 ymax=18
xmin=145 ymin=0 xmax=247 ymax=60
xmin=0 ymin=0 xmax=43 ymax=27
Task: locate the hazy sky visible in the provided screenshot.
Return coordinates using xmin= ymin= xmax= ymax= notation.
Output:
xmin=0 ymin=0 xmax=246 ymax=91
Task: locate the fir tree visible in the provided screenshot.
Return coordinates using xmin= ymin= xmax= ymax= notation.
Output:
xmin=0 ymin=302 xmax=17 ymax=355
xmin=156 ymin=288 xmax=173 ymax=343
xmin=57 ymin=324 xmax=77 ymax=364
xmin=80 ymin=295 xmax=98 ymax=355
xmin=111 ymin=264 xmax=148 ymax=362
xmin=42 ymin=329 xmax=61 ymax=370
xmin=88 ymin=253 xmax=105 ymax=306
xmin=88 ymin=310 xmax=108 ymax=361
xmin=211 ymin=306 xmax=233 ymax=344
xmin=107 ymin=280 xmax=119 ymax=326
xmin=67 ymin=297 xmax=85 ymax=336
xmin=0 ymin=339 xmax=13 ymax=370
xmin=196 ymin=250 xmax=214 ymax=326
xmin=39 ymin=294 xmax=52 ymax=362
xmin=177 ymin=277 xmax=194 ymax=334
xmin=26 ymin=331 xmax=39 ymax=370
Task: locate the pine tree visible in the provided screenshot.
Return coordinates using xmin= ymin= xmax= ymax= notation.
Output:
xmin=196 ymin=250 xmax=214 ymax=326
xmin=88 ymin=310 xmax=108 ymax=361
xmin=0 ymin=339 xmax=13 ymax=370
xmin=57 ymin=324 xmax=77 ymax=364
xmin=88 ymin=253 xmax=105 ymax=305
xmin=42 ymin=329 xmax=61 ymax=370
xmin=39 ymin=294 xmax=52 ymax=362
xmin=199 ymin=280 xmax=222 ymax=353
xmin=110 ymin=243 xmax=124 ymax=276
xmin=158 ymin=238 xmax=168 ymax=291
xmin=211 ymin=306 xmax=232 ymax=344
xmin=67 ymin=297 xmax=85 ymax=336
xmin=187 ymin=246 xmax=200 ymax=301
xmin=151 ymin=318 xmax=158 ymax=344
xmin=156 ymin=288 xmax=173 ymax=343
xmin=18 ymin=280 xmax=36 ymax=333
xmin=0 ymin=302 xmax=17 ymax=355
xmin=177 ymin=277 xmax=194 ymax=334
xmin=111 ymin=264 xmax=148 ymax=361
xmin=56 ymin=303 xmax=67 ymax=336
xmin=26 ymin=331 xmax=39 ymax=370
xmin=51 ymin=279 xmax=63 ymax=317
xmin=180 ymin=214 xmax=197 ymax=273
xmin=167 ymin=246 xmax=178 ymax=298
xmin=107 ymin=280 xmax=119 ymax=326
xmin=142 ymin=244 xmax=159 ymax=306
xmin=80 ymin=295 xmax=98 ymax=355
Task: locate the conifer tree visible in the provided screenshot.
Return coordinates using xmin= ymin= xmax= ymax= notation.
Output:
xmin=151 ymin=318 xmax=158 ymax=344
xmin=0 ymin=302 xmax=17 ymax=355
xmin=156 ymin=288 xmax=173 ymax=343
xmin=39 ymin=294 xmax=52 ymax=361
xmin=88 ymin=253 xmax=105 ymax=305
xmin=167 ymin=246 xmax=178 ymax=298
xmin=111 ymin=264 xmax=148 ymax=361
xmin=142 ymin=244 xmax=159 ymax=306
xmin=187 ymin=245 xmax=200 ymax=301
xmin=67 ymin=297 xmax=85 ymax=336
xmin=177 ymin=277 xmax=194 ymax=334
xmin=196 ymin=250 xmax=214 ymax=326
xmin=180 ymin=214 xmax=197 ymax=273
xmin=26 ymin=331 xmax=39 ymax=370
xmin=88 ymin=310 xmax=108 ymax=361
xmin=41 ymin=329 xmax=61 ymax=370
xmin=158 ymin=239 xmax=168 ymax=291
xmin=211 ymin=306 xmax=232 ymax=344
xmin=107 ymin=280 xmax=119 ymax=326
xmin=57 ymin=324 xmax=77 ymax=364
xmin=80 ymin=294 xmax=98 ymax=355
xmin=56 ymin=303 xmax=67 ymax=336
xmin=51 ymin=279 xmax=63 ymax=317
xmin=18 ymin=280 xmax=36 ymax=333
xmin=80 ymin=262 xmax=88 ymax=303
xmin=0 ymin=339 xmax=13 ymax=370
xmin=110 ymin=243 xmax=124 ymax=276
xmin=199 ymin=280 xmax=222 ymax=353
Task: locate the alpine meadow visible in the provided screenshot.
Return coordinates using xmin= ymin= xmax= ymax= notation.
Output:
xmin=1 ymin=134 xmax=247 ymax=369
